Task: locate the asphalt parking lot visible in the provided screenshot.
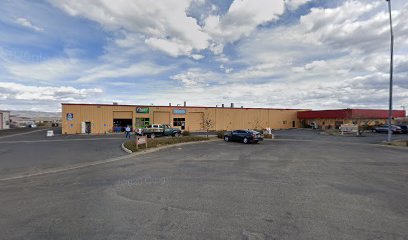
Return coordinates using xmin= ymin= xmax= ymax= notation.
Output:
xmin=0 ymin=128 xmax=127 ymax=179
xmin=272 ymin=128 xmax=408 ymax=144
xmin=0 ymin=128 xmax=407 ymax=239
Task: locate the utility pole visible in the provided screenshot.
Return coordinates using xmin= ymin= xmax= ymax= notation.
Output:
xmin=386 ymin=0 xmax=394 ymax=143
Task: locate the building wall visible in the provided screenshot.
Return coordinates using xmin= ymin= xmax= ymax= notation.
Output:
xmin=0 ymin=111 xmax=10 ymax=130
xmin=62 ymin=104 xmax=300 ymax=134
xmin=298 ymin=109 xmax=406 ymax=119
xmin=302 ymin=118 xmax=388 ymax=129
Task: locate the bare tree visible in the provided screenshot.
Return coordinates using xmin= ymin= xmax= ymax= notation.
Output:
xmin=252 ymin=118 xmax=262 ymax=130
xmin=202 ymin=114 xmax=214 ymax=138
xmin=351 ymin=114 xmax=368 ymax=136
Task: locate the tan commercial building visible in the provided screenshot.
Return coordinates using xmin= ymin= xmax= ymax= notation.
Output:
xmin=62 ymin=103 xmax=302 ymax=134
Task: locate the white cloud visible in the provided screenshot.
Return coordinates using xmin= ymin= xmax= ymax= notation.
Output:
xmin=16 ymin=18 xmax=44 ymax=32
xmin=204 ymin=0 xmax=285 ymax=48
xmin=4 ymin=0 xmax=408 ymax=111
xmin=49 ymin=0 xmax=289 ymax=57
xmin=0 ymin=82 xmax=102 ymax=101
xmin=49 ymin=0 xmax=211 ymax=57
xmin=1 ymin=44 xmax=170 ymax=84
xmin=165 ymin=0 xmax=408 ymax=109
xmin=285 ymin=0 xmax=311 ymax=11
xmin=170 ymin=68 xmax=220 ymax=87
xmin=145 ymin=38 xmax=193 ymax=57
xmin=77 ymin=62 xmax=170 ymax=83
xmin=4 ymin=58 xmax=82 ymax=82
xmin=191 ymin=54 xmax=204 ymax=60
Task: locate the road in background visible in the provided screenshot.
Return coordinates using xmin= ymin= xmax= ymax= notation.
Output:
xmin=272 ymin=128 xmax=408 ymax=144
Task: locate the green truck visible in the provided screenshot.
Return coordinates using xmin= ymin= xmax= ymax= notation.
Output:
xmin=142 ymin=124 xmax=182 ymax=138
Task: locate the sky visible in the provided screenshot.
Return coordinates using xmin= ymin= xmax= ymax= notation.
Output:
xmin=0 ymin=0 xmax=407 ymax=112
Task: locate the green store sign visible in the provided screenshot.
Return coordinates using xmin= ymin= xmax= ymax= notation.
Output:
xmin=136 ymin=107 xmax=149 ymax=114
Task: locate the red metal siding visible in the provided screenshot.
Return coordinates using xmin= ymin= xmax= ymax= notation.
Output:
xmin=298 ymin=109 xmax=406 ymax=119
xmin=297 ymin=109 xmax=351 ymax=119
xmin=351 ymin=109 xmax=405 ymax=119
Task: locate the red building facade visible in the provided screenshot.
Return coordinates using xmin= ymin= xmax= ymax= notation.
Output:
xmin=297 ymin=109 xmax=406 ymax=129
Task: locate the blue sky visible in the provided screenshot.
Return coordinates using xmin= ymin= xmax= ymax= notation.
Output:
xmin=0 ymin=0 xmax=407 ymax=112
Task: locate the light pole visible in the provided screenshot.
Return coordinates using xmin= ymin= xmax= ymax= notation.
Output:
xmin=386 ymin=0 xmax=394 ymax=143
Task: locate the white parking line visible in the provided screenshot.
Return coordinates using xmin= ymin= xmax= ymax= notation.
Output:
xmin=0 ymin=154 xmax=135 ymax=182
xmin=0 ymin=129 xmax=46 ymax=139
xmin=0 ymin=140 xmax=218 ymax=182
xmin=0 ymin=137 xmax=125 ymax=144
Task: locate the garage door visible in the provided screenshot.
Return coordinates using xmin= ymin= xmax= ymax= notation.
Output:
xmin=113 ymin=111 xmax=133 ymax=119
xmin=153 ymin=111 xmax=170 ymax=124
xmin=188 ymin=112 xmax=203 ymax=131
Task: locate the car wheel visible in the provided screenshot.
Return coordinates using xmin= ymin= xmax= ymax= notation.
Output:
xmin=243 ymin=138 xmax=248 ymax=144
xmin=224 ymin=136 xmax=229 ymax=142
xmin=174 ymin=132 xmax=180 ymax=137
xmin=150 ymin=133 xmax=156 ymax=139
xmin=254 ymin=141 xmax=259 ymax=144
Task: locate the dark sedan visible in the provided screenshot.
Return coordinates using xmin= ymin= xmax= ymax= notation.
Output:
xmin=224 ymin=130 xmax=263 ymax=144
xmin=373 ymin=125 xmax=402 ymax=134
xmin=397 ymin=125 xmax=408 ymax=134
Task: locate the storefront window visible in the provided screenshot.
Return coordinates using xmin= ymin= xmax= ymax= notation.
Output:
xmin=173 ymin=118 xmax=185 ymax=129
xmin=136 ymin=118 xmax=150 ymax=128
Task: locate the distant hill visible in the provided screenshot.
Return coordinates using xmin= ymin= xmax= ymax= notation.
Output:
xmin=10 ymin=111 xmax=61 ymax=120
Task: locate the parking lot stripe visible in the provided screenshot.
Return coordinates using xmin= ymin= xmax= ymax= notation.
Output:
xmin=0 ymin=137 xmax=124 ymax=144
xmin=0 ymin=154 xmax=135 ymax=182
xmin=0 ymin=129 xmax=46 ymax=139
xmin=0 ymin=140 xmax=219 ymax=182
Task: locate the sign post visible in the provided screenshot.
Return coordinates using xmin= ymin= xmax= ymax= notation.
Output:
xmin=135 ymin=135 xmax=148 ymax=151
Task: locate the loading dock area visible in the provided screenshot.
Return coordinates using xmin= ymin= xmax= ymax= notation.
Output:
xmin=62 ymin=103 xmax=301 ymax=134
xmin=298 ymin=109 xmax=406 ymax=129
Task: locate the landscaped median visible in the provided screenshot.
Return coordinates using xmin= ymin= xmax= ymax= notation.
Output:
xmin=384 ymin=140 xmax=408 ymax=147
xmin=123 ymin=136 xmax=212 ymax=152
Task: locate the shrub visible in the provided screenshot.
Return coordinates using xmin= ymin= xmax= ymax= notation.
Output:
xmin=216 ymin=130 xmax=227 ymax=138
xmin=182 ymin=131 xmax=190 ymax=136
xmin=123 ymin=136 xmax=209 ymax=152
xmin=263 ymin=134 xmax=273 ymax=139
xmin=253 ymin=129 xmax=264 ymax=134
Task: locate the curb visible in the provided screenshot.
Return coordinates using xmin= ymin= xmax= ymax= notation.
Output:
xmin=0 ymin=138 xmax=220 ymax=182
xmin=121 ymin=137 xmax=220 ymax=154
xmin=263 ymin=138 xmax=408 ymax=150
xmin=121 ymin=143 xmax=133 ymax=154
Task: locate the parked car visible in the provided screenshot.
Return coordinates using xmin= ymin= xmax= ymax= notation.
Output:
xmin=27 ymin=124 xmax=37 ymax=128
xmin=142 ymin=124 xmax=182 ymax=138
xmin=224 ymin=130 xmax=263 ymax=144
xmin=397 ymin=125 xmax=408 ymax=134
xmin=373 ymin=125 xmax=402 ymax=134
